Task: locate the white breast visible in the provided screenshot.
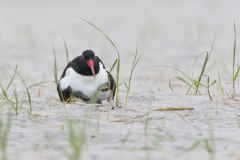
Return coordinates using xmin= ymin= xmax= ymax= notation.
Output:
xmin=59 ymin=63 xmax=109 ymax=97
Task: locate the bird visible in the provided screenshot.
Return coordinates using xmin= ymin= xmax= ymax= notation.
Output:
xmin=57 ymin=50 xmax=116 ymax=104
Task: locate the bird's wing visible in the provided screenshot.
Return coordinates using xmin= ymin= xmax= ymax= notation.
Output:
xmin=96 ymin=56 xmax=106 ymax=69
xmin=107 ymin=71 xmax=116 ymax=100
xmin=60 ymin=62 xmax=72 ymax=79
xmin=57 ymin=62 xmax=72 ymax=102
xmin=96 ymin=56 xmax=116 ymax=100
xmin=57 ymin=85 xmax=72 ymax=102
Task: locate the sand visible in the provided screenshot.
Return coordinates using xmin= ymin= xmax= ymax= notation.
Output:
xmin=1 ymin=0 xmax=240 ymax=160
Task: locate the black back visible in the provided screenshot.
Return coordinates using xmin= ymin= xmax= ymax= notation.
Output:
xmin=60 ymin=56 xmax=105 ymax=78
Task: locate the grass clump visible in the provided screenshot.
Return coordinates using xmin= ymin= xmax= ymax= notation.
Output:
xmin=166 ymin=42 xmax=216 ymax=100
xmin=0 ymin=66 xmax=21 ymax=115
xmin=165 ymin=22 xmax=240 ymax=100
xmin=0 ymin=65 xmax=49 ymax=115
xmin=125 ymin=45 xmax=141 ymax=104
xmin=14 ymin=69 xmax=32 ymax=115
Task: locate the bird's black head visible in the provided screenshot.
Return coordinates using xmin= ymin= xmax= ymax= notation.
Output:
xmin=82 ymin=50 xmax=97 ymax=79
xmin=82 ymin=50 xmax=95 ymax=60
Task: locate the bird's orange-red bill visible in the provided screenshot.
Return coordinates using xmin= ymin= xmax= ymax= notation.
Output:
xmin=87 ymin=59 xmax=96 ymax=79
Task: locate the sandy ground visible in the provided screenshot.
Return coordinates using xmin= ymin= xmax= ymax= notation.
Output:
xmin=1 ymin=0 xmax=240 ymax=160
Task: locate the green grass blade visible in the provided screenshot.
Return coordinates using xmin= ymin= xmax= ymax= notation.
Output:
xmin=74 ymin=17 xmax=120 ymax=57
xmin=74 ymin=17 xmax=121 ymax=106
xmin=234 ymin=65 xmax=240 ymax=81
xmin=52 ymin=44 xmax=58 ymax=86
xmin=209 ymin=80 xmax=217 ymax=87
xmin=192 ymin=51 xmax=208 ymax=78
xmin=125 ymin=44 xmax=141 ymax=104
xmin=109 ymin=59 xmax=117 ymax=73
xmin=175 ymin=76 xmax=192 ymax=86
xmin=0 ymin=82 xmax=16 ymax=113
xmin=13 ymin=85 xmax=18 ymax=115
xmin=195 ymin=52 xmax=209 ymax=93
xmin=62 ymin=36 xmax=70 ymax=63
xmin=156 ymin=66 xmax=193 ymax=82
xmin=183 ymin=140 xmax=202 ymax=152
xmin=8 ymin=66 xmax=32 ymax=114
xmin=27 ymin=80 xmax=51 ymax=89
xmin=232 ymin=21 xmax=237 ymax=96
xmin=168 ymin=80 xmax=174 ymax=91
xmin=194 ymin=40 xmax=215 ymax=94
xmin=5 ymin=65 xmax=18 ymax=91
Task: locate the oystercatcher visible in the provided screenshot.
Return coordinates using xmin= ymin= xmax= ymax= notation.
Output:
xmin=57 ymin=50 xmax=116 ymax=104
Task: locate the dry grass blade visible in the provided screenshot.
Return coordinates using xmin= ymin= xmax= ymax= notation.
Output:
xmin=152 ymin=106 xmax=194 ymax=111
xmin=109 ymin=113 xmax=150 ymax=123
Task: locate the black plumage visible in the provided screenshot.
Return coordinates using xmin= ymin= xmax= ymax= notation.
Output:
xmin=57 ymin=50 xmax=116 ymax=103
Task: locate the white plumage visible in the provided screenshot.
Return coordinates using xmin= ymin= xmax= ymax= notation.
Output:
xmin=59 ymin=63 xmax=109 ymax=98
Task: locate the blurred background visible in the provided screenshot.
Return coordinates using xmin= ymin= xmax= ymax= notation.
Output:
xmin=1 ymin=1 xmax=240 ymax=160
xmin=0 ymin=0 xmax=240 ymax=93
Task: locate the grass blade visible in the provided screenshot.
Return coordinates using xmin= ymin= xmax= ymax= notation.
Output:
xmin=5 ymin=65 xmax=18 ymax=91
xmin=125 ymin=44 xmax=141 ymax=104
xmin=63 ymin=36 xmax=70 ymax=63
xmin=52 ymin=43 xmax=59 ymax=87
xmin=109 ymin=59 xmax=117 ymax=73
xmin=74 ymin=17 xmax=121 ymax=106
xmin=7 ymin=66 xmax=32 ymax=114
xmin=13 ymin=85 xmax=19 ymax=115
xmin=195 ymin=52 xmax=209 ymax=94
xmin=232 ymin=21 xmax=237 ymax=97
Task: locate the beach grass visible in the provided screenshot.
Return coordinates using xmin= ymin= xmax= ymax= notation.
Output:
xmin=125 ymin=44 xmax=141 ymax=104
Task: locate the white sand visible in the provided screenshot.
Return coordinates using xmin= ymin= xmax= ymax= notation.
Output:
xmin=0 ymin=0 xmax=240 ymax=160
